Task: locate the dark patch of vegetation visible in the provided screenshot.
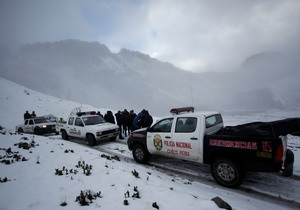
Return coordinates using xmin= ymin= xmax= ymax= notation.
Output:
xmin=131 ymin=169 xmax=140 ymax=178
xmin=75 ymin=190 xmax=102 ymax=206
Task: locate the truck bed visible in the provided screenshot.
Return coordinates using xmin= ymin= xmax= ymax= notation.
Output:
xmin=218 ymin=118 xmax=300 ymax=138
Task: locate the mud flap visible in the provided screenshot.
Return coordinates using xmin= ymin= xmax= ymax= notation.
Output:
xmin=282 ymin=149 xmax=294 ymax=177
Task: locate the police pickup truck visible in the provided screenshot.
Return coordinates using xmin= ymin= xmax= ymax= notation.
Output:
xmin=58 ymin=110 xmax=119 ymax=146
xmin=127 ymin=107 xmax=296 ymax=188
xmin=16 ymin=117 xmax=58 ymax=135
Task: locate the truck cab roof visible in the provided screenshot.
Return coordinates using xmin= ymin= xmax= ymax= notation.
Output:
xmin=163 ymin=109 xmax=223 ymax=135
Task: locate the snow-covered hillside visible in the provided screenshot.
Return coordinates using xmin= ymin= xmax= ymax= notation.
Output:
xmin=0 ymin=77 xmax=111 ymax=130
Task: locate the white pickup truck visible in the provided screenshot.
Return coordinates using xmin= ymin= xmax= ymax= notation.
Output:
xmin=16 ymin=117 xmax=58 ymax=135
xmin=127 ymin=107 xmax=296 ymax=188
xmin=58 ymin=110 xmax=119 ymax=146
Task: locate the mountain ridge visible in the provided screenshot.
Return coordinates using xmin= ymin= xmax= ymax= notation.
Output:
xmin=0 ymin=39 xmax=299 ymax=115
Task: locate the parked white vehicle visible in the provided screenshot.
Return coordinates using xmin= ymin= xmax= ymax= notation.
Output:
xmin=58 ymin=110 xmax=119 ymax=146
xmin=16 ymin=117 xmax=58 ymax=135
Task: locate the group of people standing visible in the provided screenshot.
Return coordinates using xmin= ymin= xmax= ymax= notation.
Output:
xmin=23 ymin=108 xmax=153 ymax=140
xmin=23 ymin=111 xmax=36 ymax=120
xmin=100 ymin=109 xmax=153 ymax=139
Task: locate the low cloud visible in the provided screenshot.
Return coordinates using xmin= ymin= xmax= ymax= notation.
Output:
xmin=1 ymin=0 xmax=300 ymax=72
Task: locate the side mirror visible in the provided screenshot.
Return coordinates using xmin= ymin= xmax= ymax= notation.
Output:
xmin=147 ymin=127 xmax=153 ymax=132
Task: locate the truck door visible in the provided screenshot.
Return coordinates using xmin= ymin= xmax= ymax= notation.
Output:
xmin=24 ymin=119 xmax=34 ymax=133
xmin=172 ymin=117 xmax=200 ymax=161
xmin=67 ymin=117 xmax=77 ymax=136
xmin=70 ymin=117 xmax=85 ymax=138
xmin=146 ymin=117 xmax=174 ymax=157
xmin=23 ymin=120 xmax=30 ymax=133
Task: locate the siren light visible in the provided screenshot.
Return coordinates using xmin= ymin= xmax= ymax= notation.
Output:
xmin=77 ymin=111 xmax=96 ymax=116
xmin=170 ymin=106 xmax=195 ymax=114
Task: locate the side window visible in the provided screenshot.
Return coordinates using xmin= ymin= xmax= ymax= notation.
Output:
xmin=68 ymin=117 xmax=75 ymax=125
xmin=206 ymin=114 xmax=223 ymax=128
xmin=29 ymin=120 xmax=34 ymax=125
xmin=175 ymin=117 xmax=197 ymax=133
xmin=75 ymin=118 xmax=84 ymax=127
xmin=24 ymin=120 xmax=28 ymax=125
xmin=152 ymin=118 xmax=173 ymax=133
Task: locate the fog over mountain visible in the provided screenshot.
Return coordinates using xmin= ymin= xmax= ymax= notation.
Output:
xmin=0 ymin=39 xmax=299 ymax=116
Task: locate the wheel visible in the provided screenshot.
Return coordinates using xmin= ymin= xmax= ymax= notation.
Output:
xmin=61 ymin=130 xmax=69 ymax=140
xmin=132 ymin=144 xmax=150 ymax=164
xmin=34 ymin=127 xmax=41 ymax=135
xmin=87 ymin=134 xmax=96 ymax=146
xmin=282 ymin=149 xmax=294 ymax=177
xmin=210 ymin=157 xmax=245 ymax=188
xmin=18 ymin=128 xmax=24 ymax=133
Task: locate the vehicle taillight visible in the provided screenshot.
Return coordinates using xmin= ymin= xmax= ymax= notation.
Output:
xmin=275 ymin=144 xmax=284 ymax=163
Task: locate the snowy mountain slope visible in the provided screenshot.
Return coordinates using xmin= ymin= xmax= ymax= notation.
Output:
xmin=0 ymin=39 xmax=300 ymax=116
xmin=0 ymin=77 xmax=104 ymax=130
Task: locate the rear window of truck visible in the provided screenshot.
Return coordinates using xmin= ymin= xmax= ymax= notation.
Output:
xmin=206 ymin=114 xmax=223 ymax=128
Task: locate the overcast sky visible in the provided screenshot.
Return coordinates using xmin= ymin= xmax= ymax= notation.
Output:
xmin=1 ymin=0 xmax=300 ymax=72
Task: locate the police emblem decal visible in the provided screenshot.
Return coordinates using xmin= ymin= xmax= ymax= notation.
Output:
xmin=153 ymin=134 xmax=163 ymax=151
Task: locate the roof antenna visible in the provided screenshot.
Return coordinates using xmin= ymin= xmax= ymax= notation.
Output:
xmin=189 ymin=73 xmax=194 ymax=106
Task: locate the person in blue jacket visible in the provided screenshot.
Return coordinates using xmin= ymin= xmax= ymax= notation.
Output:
xmin=133 ymin=109 xmax=153 ymax=129
xmin=133 ymin=110 xmax=144 ymax=129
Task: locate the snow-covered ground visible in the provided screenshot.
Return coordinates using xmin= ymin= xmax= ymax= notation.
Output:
xmin=1 ymin=77 xmax=300 ymax=210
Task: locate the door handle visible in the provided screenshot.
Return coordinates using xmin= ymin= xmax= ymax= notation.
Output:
xmin=190 ymin=137 xmax=198 ymax=140
xmin=165 ymin=136 xmax=171 ymax=139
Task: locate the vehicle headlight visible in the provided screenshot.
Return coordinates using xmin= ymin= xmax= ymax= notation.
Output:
xmin=96 ymin=132 xmax=102 ymax=136
xmin=42 ymin=125 xmax=47 ymax=128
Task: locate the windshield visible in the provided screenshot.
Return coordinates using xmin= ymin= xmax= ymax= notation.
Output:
xmin=34 ymin=118 xmax=49 ymax=124
xmin=82 ymin=116 xmax=105 ymax=125
xmin=152 ymin=118 xmax=173 ymax=132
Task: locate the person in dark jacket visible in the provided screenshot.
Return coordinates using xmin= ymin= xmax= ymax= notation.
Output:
xmin=128 ymin=110 xmax=137 ymax=133
xmin=104 ymin=111 xmax=115 ymax=124
xmin=24 ymin=111 xmax=31 ymax=120
xmin=140 ymin=110 xmax=153 ymax=128
xmin=122 ymin=109 xmax=130 ymax=137
xmin=115 ymin=111 xmax=124 ymax=139
xmin=133 ymin=109 xmax=153 ymax=129
xmin=31 ymin=111 xmax=36 ymax=118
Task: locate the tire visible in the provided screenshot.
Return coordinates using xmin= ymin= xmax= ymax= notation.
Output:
xmin=87 ymin=134 xmax=96 ymax=146
xmin=210 ymin=157 xmax=245 ymax=188
xmin=61 ymin=130 xmax=69 ymax=140
xmin=282 ymin=149 xmax=294 ymax=177
xmin=18 ymin=128 xmax=24 ymax=133
xmin=132 ymin=144 xmax=150 ymax=164
xmin=34 ymin=127 xmax=41 ymax=135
